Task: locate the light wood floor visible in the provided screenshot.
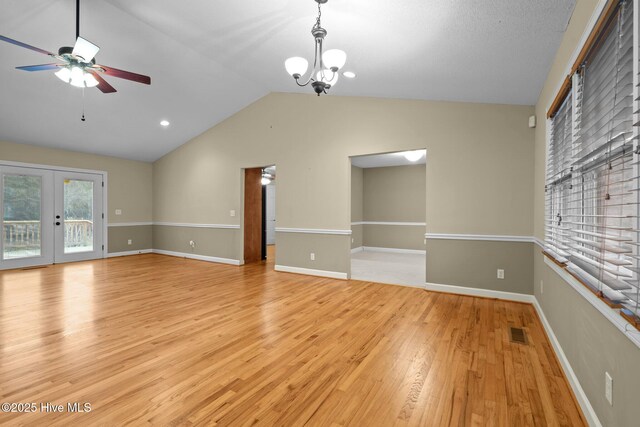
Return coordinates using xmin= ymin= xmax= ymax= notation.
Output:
xmin=0 ymin=254 xmax=585 ymax=426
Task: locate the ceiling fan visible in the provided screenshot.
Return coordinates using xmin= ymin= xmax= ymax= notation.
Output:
xmin=0 ymin=0 xmax=150 ymax=93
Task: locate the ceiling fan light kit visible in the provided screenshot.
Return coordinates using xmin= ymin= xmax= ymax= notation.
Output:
xmin=0 ymin=0 xmax=150 ymax=94
xmin=285 ymin=0 xmax=347 ymax=96
xmin=53 ymin=42 xmax=100 ymax=88
xmin=55 ymin=66 xmax=98 ymax=88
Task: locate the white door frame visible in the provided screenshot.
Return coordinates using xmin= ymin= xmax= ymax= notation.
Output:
xmin=0 ymin=160 xmax=108 ymax=266
xmin=266 ymin=182 xmax=276 ymax=245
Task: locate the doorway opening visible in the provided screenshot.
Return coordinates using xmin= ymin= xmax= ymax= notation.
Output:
xmin=349 ymin=150 xmax=426 ymax=287
xmin=243 ymin=165 xmax=276 ymax=265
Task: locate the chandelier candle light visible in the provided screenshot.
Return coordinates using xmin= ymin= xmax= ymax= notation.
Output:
xmin=285 ymin=0 xmax=347 ymax=95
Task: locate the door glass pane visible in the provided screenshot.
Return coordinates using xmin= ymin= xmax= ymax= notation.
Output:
xmin=63 ymin=179 xmax=94 ymax=254
xmin=3 ymin=175 xmax=42 ymax=259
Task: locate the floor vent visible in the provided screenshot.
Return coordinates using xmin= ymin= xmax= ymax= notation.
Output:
xmin=509 ymin=327 xmax=528 ymax=345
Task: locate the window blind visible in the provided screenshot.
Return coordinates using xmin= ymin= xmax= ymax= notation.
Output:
xmin=545 ymin=0 xmax=640 ymax=322
xmin=545 ymin=94 xmax=572 ymax=263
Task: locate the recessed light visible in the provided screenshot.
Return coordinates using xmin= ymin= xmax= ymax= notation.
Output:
xmin=343 ymin=71 xmax=356 ymax=78
xmin=160 ymin=120 xmax=170 ymax=127
xmin=402 ymin=150 xmax=425 ymax=162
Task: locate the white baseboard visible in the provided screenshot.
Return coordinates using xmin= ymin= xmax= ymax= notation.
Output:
xmin=275 ymin=265 xmax=348 ymax=280
xmin=152 ymin=249 xmax=241 ymax=266
xmin=424 ymin=282 xmax=535 ymax=303
xmin=532 ymin=299 xmax=601 ymax=427
xmin=362 ymin=246 xmax=426 ymax=255
xmin=352 ymin=279 xmax=426 ymax=290
xmin=107 ymin=249 xmax=153 ymax=258
xmin=351 ymin=246 xmax=364 ymax=254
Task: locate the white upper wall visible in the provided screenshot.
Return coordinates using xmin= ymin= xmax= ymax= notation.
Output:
xmin=0 ymin=0 xmax=574 ymax=161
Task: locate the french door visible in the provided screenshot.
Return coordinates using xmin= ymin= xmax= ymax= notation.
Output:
xmin=0 ymin=165 xmax=104 ymax=270
xmin=0 ymin=166 xmax=54 ymax=269
xmin=53 ymin=171 xmax=104 ymax=264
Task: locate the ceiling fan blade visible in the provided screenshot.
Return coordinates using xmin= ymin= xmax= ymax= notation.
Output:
xmin=16 ymin=63 xmax=60 ymax=72
xmin=0 ymin=34 xmax=55 ymax=56
xmin=87 ymin=70 xmax=116 ymax=93
xmin=72 ymin=36 xmax=100 ymax=62
xmin=98 ymin=65 xmax=151 ymax=85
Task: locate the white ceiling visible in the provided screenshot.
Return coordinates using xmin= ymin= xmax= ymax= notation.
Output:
xmin=0 ymin=0 xmax=576 ymax=162
xmin=351 ymin=151 xmax=426 ymax=169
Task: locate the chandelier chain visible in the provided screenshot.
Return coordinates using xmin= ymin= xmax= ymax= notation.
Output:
xmin=315 ymin=2 xmax=322 ymax=28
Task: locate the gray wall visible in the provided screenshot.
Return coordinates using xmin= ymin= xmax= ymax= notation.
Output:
xmin=363 ymin=165 xmax=426 ymax=222
xmin=276 ymin=232 xmax=350 ymax=274
xmin=426 ymin=239 xmax=533 ymax=294
xmin=534 ymin=254 xmax=640 ymax=426
xmin=109 ymin=225 xmax=153 ymax=253
xmin=361 ymin=164 xmax=426 ymax=250
xmin=0 ymin=140 xmax=154 ymax=254
xmin=365 ymin=225 xmax=426 ymax=251
xmin=532 ymin=0 xmax=640 ymax=425
xmin=351 ymin=164 xmax=426 ymax=251
xmin=153 ymin=93 xmax=535 ymax=277
xmin=153 ymin=226 xmax=239 ymax=260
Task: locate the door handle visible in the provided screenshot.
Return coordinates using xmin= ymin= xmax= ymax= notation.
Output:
xmin=56 ymin=215 xmax=60 ymax=219
xmin=55 ymin=222 xmax=61 ymax=226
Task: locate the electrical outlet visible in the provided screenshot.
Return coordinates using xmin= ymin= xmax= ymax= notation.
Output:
xmin=351 ymin=238 xmax=354 ymax=243
xmin=605 ymin=372 xmax=613 ymax=405
xmin=540 ymin=280 xmax=544 ymax=294
xmin=310 ymin=253 xmax=315 ymax=261
xmin=424 ymin=238 xmax=427 ymax=245
xmin=230 ymin=210 xmax=236 ymax=217
xmin=497 ymin=269 xmax=505 ymax=279
xmin=127 ymin=239 xmax=132 ymax=245
xmin=189 ymin=240 xmax=196 ymax=248
xmin=115 ymin=209 xmax=122 ymax=215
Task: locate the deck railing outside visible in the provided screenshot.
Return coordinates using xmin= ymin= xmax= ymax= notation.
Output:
xmin=3 ymin=220 xmax=93 ymax=257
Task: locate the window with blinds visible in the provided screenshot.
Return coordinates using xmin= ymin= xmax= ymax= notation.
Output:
xmin=545 ymin=94 xmax=573 ymax=263
xmin=545 ymin=0 xmax=640 ymax=326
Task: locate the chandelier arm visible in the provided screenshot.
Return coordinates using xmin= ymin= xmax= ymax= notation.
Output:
xmin=312 ymin=38 xmax=320 ymax=71
xmin=294 ymin=36 xmax=322 ymax=87
xmin=325 ymin=69 xmax=337 ymax=83
xmin=317 ymin=38 xmax=324 ymax=70
xmin=295 ymin=75 xmax=314 ymax=87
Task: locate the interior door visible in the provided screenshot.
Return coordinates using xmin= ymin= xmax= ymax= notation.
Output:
xmin=0 ymin=166 xmax=54 ymax=269
xmin=244 ymin=168 xmax=263 ymax=263
xmin=54 ymin=171 xmax=104 ymax=263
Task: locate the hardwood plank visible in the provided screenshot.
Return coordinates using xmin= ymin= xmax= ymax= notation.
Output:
xmin=0 ymin=254 xmax=586 ymax=426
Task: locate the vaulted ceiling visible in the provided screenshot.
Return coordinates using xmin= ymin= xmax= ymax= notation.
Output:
xmin=0 ymin=0 xmax=576 ymax=161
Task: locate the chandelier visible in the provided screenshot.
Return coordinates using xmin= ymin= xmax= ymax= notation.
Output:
xmin=284 ymin=0 xmax=347 ymax=96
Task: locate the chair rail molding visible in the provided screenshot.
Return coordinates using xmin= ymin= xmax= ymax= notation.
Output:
xmin=351 ymin=221 xmax=426 ymax=226
xmin=425 ymin=233 xmax=536 ymax=244
xmin=275 ymin=227 xmax=352 ymax=235
xmin=154 ymin=222 xmax=240 ymax=229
